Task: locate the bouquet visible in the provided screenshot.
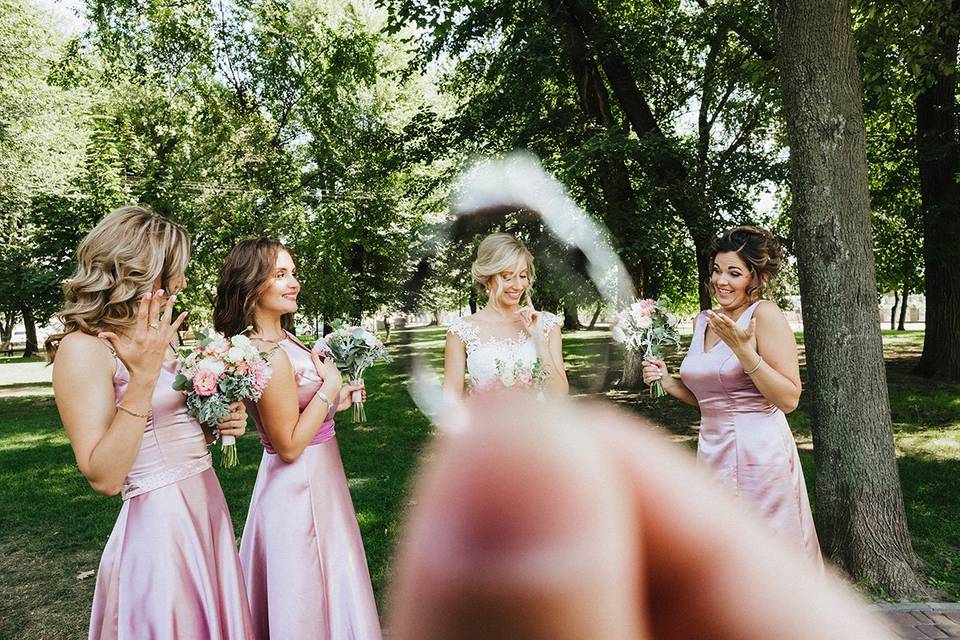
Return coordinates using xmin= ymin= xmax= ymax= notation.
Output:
xmin=173 ymin=328 xmax=272 ymax=467
xmin=472 ymin=356 xmax=547 ymax=395
xmin=612 ymin=298 xmax=681 ymax=398
xmin=312 ymin=322 xmax=391 ymax=422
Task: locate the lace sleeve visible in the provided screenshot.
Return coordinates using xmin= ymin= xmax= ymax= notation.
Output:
xmin=541 ymin=311 xmax=563 ymax=337
xmin=447 ymin=318 xmax=481 ymax=353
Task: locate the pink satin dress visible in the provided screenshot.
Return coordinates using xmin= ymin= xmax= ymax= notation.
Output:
xmin=240 ymin=334 xmax=382 ymax=640
xmin=679 ymin=302 xmax=823 ymax=567
xmin=88 ymin=352 xmax=254 ymax=639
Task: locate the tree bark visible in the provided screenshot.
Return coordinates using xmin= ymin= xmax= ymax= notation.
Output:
xmin=898 ymin=285 xmax=909 ymax=331
xmin=561 ymin=0 xmax=717 ymax=309
xmin=20 ymin=304 xmax=38 ymax=358
xmin=542 ymin=0 xmax=650 ymax=294
xmin=468 ymin=288 xmax=478 ymax=315
xmin=914 ymin=4 xmax=960 ymax=379
xmin=1 ymin=311 xmax=14 ymax=344
xmin=587 ymin=301 xmax=602 ymax=329
xmin=562 ymin=301 xmax=581 ymax=330
xmin=769 ymin=0 xmax=926 ymax=597
xmin=620 ymin=349 xmax=643 ymax=389
xmin=890 ymin=291 xmax=899 ymax=331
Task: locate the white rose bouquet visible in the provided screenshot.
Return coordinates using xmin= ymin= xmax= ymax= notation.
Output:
xmin=173 ymin=328 xmax=272 ymax=467
xmin=312 ymin=322 xmax=391 ymax=422
xmin=612 ymin=298 xmax=681 ymax=398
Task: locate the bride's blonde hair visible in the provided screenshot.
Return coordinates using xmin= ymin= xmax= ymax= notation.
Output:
xmin=46 ymin=205 xmax=190 ymax=361
xmin=471 ymin=233 xmax=535 ymax=302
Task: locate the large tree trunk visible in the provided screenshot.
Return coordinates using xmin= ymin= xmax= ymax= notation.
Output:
xmin=898 ymin=285 xmax=909 ymax=331
xmin=561 ymin=0 xmax=717 ymax=309
xmin=562 ymin=301 xmax=581 ymax=330
xmin=587 ymin=301 xmax=602 ymax=329
xmin=468 ymin=288 xmax=478 ymax=315
xmin=915 ymin=5 xmax=960 ymax=379
xmin=542 ymin=0 xmax=650 ymax=294
xmin=1 ymin=311 xmax=14 ymax=344
xmin=620 ymin=349 xmax=643 ymax=389
xmin=20 ymin=304 xmax=38 ymax=358
xmin=769 ymin=0 xmax=927 ymax=597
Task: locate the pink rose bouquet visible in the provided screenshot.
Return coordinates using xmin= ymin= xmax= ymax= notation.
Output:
xmin=612 ymin=298 xmax=681 ymax=398
xmin=173 ymin=328 xmax=272 ymax=467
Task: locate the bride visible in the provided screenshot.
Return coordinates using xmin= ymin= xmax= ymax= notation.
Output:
xmin=444 ymin=233 xmax=569 ymax=397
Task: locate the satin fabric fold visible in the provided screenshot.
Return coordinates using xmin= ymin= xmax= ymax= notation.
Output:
xmin=679 ymin=302 xmax=823 ymax=568
xmin=89 ymin=353 xmax=254 ymax=639
xmin=240 ymin=334 xmax=382 ymax=639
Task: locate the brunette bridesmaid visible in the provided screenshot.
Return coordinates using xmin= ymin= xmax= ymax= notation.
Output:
xmin=49 ymin=206 xmax=254 ymax=639
xmin=642 ymin=226 xmax=822 ymax=567
xmin=213 ymin=238 xmax=382 ymax=639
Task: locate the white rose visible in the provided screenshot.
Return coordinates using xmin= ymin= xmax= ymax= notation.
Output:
xmin=230 ymin=334 xmax=252 ymax=348
xmin=364 ymin=333 xmax=378 ymax=347
xmin=197 ymin=358 xmax=226 ymax=376
xmin=637 ymin=315 xmax=653 ymax=329
xmin=227 ymin=346 xmax=246 ymax=363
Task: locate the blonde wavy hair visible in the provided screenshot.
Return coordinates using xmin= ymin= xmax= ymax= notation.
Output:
xmin=46 ymin=205 xmax=190 ymax=362
xmin=471 ymin=233 xmax=535 ymax=302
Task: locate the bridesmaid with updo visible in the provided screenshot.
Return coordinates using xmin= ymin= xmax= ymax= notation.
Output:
xmin=643 ymin=226 xmax=822 ymax=567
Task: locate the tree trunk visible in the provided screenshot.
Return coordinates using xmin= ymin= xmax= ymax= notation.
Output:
xmin=468 ymin=287 xmax=478 ymax=315
xmin=561 ymin=0 xmax=717 ymax=309
xmin=587 ymin=301 xmax=602 ymax=329
xmin=542 ymin=0 xmax=650 ymax=294
xmin=562 ymin=301 xmax=581 ymax=330
xmin=898 ymin=285 xmax=910 ymax=331
xmin=619 ymin=349 xmax=643 ymax=389
xmin=20 ymin=304 xmax=38 ymax=358
xmin=1 ymin=311 xmax=14 ymax=344
xmin=890 ymin=291 xmax=899 ymax=331
xmin=914 ymin=4 xmax=960 ymax=379
xmin=769 ymin=0 xmax=926 ymax=597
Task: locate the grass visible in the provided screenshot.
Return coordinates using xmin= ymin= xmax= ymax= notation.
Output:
xmin=0 ymin=327 xmax=957 ymax=637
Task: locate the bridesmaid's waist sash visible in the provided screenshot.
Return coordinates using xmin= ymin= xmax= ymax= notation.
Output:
xmin=121 ymin=454 xmax=213 ymax=500
xmin=699 ymin=405 xmax=780 ymax=419
xmin=260 ymin=418 xmax=336 ymax=455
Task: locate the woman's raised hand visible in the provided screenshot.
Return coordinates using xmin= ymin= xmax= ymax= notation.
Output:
xmin=517 ymin=292 xmax=544 ymax=339
xmin=311 ymin=351 xmax=343 ymax=394
xmin=98 ymin=290 xmax=187 ymax=386
xmin=706 ymin=309 xmax=757 ymax=355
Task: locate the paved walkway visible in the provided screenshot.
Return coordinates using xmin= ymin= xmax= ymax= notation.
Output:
xmin=875 ymin=603 xmax=960 ymax=639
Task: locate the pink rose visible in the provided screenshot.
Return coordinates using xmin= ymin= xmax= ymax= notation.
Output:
xmin=193 ymin=369 xmax=218 ymax=396
xmin=235 ymin=361 xmax=250 ymax=376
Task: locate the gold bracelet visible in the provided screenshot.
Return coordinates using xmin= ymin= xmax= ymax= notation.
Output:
xmin=116 ymin=403 xmax=151 ymax=419
xmin=743 ymin=355 xmax=764 ymax=375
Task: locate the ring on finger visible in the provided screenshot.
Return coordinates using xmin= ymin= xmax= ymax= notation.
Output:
xmin=149 ymin=323 xmax=160 ymax=330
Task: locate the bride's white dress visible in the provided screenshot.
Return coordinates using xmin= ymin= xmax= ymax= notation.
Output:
xmin=447 ymin=312 xmax=562 ymax=391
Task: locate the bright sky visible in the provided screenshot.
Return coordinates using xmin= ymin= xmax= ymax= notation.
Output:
xmin=32 ymin=0 xmax=87 ymax=36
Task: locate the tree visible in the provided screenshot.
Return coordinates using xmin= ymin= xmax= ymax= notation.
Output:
xmin=768 ymin=0 xmax=926 ymax=596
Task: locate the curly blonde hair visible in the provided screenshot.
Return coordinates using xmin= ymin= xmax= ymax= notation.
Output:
xmin=471 ymin=233 xmax=535 ymax=301
xmin=46 ymin=205 xmax=190 ymax=361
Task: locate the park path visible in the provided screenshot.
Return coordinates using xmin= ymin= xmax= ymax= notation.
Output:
xmin=876 ymin=603 xmax=960 ymax=639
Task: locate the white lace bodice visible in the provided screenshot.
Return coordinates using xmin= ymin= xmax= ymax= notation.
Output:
xmin=447 ymin=312 xmax=562 ymax=390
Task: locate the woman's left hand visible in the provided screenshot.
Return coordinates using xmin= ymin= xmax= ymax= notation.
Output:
xmin=217 ymin=401 xmax=248 ymax=439
xmin=705 ymin=310 xmax=758 ymax=356
xmin=518 ymin=295 xmax=545 ymax=340
xmin=337 ymin=382 xmax=367 ymax=411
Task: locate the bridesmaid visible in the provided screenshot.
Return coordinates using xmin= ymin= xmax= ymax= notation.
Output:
xmin=49 ymin=206 xmax=254 ymax=638
xmin=213 ymin=238 xmax=382 ymax=639
xmin=642 ymin=226 xmax=822 ymax=567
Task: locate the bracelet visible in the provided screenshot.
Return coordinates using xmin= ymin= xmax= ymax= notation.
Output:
xmin=315 ymin=390 xmax=331 ymax=406
xmin=116 ymin=403 xmax=151 ymax=419
xmin=743 ymin=355 xmax=764 ymax=375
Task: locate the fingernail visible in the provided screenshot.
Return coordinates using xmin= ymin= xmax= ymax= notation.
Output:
xmin=157 ymin=289 xmax=165 ymax=296
xmin=169 ymin=294 xmax=177 ymax=303
xmin=144 ymin=292 xmax=152 ymax=299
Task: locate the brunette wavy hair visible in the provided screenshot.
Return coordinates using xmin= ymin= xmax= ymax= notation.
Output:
xmin=709 ymin=225 xmax=783 ymax=300
xmin=45 ymin=205 xmax=190 ymax=362
xmin=213 ymin=237 xmax=295 ymax=338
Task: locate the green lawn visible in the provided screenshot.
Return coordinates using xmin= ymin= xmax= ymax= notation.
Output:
xmin=0 ymin=328 xmax=957 ymax=637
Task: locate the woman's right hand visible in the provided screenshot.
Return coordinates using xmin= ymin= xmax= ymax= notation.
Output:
xmin=98 ymin=290 xmax=187 ymax=387
xmin=642 ymin=357 xmax=671 ymax=388
xmin=311 ymin=351 xmax=343 ymax=396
